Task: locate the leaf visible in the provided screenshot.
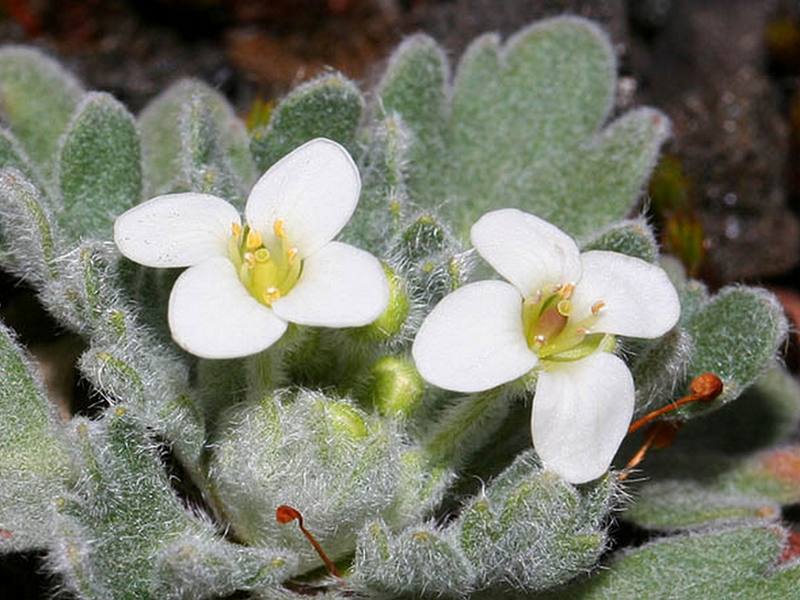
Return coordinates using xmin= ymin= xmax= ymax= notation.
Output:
xmin=0 ymin=167 xmax=59 ymax=285
xmin=456 ymin=451 xmax=613 ymax=592
xmin=0 ymin=46 xmax=83 ymax=177
xmin=555 ymin=525 xmax=793 ymax=599
xmin=251 ymin=72 xmax=363 ymax=172
xmin=377 ymin=34 xmax=447 ymax=200
xmin=581 ymin=218 xmax=658 ymax=263
xmin=366 ymin=19 xmax=670 ymax=238
xmin=679 ymin=286 xmax=788 ymax=416
xmin=58 ymin=92 xmax=141 ymax=240
xmin=0 ymin=320 xmax=72 ymax=553
xmin=52 ymin=410 xmax=295 ymax=599
xmin=139 ymin=79 xmax=255 ymax=202
xmin=208 ymin=391 xmax=405 ymax=574
xmin=354 ymin=520 xmax=475 ymax=598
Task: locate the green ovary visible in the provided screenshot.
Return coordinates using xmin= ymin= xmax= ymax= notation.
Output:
xmin=228 ymin=220 xmax=302 ymax=306
xmin=521 ymin=283 xmax=612 ymax=363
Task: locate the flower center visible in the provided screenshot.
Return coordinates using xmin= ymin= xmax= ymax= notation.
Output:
xmin=521 ymin=283 xmax=609 ymax=362
xmin=228 ymin=219 xmax=302 ymax=306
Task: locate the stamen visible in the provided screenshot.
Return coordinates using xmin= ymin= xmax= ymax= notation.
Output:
xmin=254 ymin=248 xmax=270 ymax=263
xmin=533 ymin=334 xmax=546 ymax=347
xmin=591 ymin=300 xmax=606 ymax=315
xmin=264 ymin=287 xmax=281 ymax=305
xmin=246 ymin=229 xmax=263 ymax=250
xmin=231 ymin=222 xmax=242 ymax=237
xmin=560 ymin=283 xmax=575 ymax=299
xmin=273 ymin=219 xmax=287 ymax=239
xmin=287 ymin=247 xmax=299 ymax=263
xmin=557 ymin=299 xmax=572 ymax=317
xmin=276 ymin=505 xmax=341 ymax=578
xmin=244 ymin=252 xmax=256 ymax=268
xmin=526 ymin=290 xmax=542 ymax=305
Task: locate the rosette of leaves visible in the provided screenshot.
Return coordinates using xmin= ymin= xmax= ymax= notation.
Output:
xmin=0 ymin=16 xmax=793 ymax=599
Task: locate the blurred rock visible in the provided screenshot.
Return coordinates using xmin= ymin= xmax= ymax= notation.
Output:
xmin=629 ymin=0 xmax=800 ymax=283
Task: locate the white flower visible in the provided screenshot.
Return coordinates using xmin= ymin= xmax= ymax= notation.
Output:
xmin=114 ymin=138 xmax=389 ymax=359
xmin=412 ymin=208 xmax=680 ymax=484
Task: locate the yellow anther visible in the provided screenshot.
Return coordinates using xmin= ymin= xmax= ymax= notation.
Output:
xmin=254 ymin=248 xmax=270 ymax=263
xmin=246 ymin=229 xmax=263 ymax=250
xmin=273 ymin=219 xmax=286 ymax=239
xmin=263 ymin=287 xmax=282 ymax=305
xmin=591 ymin=300 xmax=606 ymax=315
xmin=557 ymin=299 xmax=572 ymax=316
xmin=533 ymin=334 xmax=546 ymax=346
xmin=231 ymin=222 xmax=242 ymax=237
xmin=287 ymin=247 xmax=299 ymax=263
xmin=244 ymin=252 xmax=256 ymax=268
xmin=560 ymin=283 xmax=575 ymax=299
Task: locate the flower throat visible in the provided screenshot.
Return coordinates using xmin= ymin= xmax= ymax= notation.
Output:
xmin=228 ymin=219 xmax=302 ymax=306
xmin=521 ymin=282 xmax=611 ymax=362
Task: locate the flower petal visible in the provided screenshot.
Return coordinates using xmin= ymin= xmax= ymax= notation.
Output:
xmin=571 ymin=250 xmax=680 ymax=338
xmin=114 ymin=193 xmax=239 ymax=268
xmin=245 ymin=138 xmax=360 ymax=258
xmin=532 ymin=352 xmax=634 ymax=484
xmin=168 ymin=257 xmax=287 ymax=359
xmin=271 ymin=241 xmax=389 ymax=327
xmin=470 ymin=208 xmax=582 ymax=297
xmin=412 ymin=280 xmax=538 ymax=393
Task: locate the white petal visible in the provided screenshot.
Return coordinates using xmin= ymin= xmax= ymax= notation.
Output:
xmin=470 ymin=208 xmax=582 ymax=297
xmin=532 ymin=352 xmax=634 ymax=484
xmin=245 ymin=138 xmax=360 ymax=258
xmin=168 ymin=257 xmax=287 ymax=359
xmin=114 ymin=193 xmax=239 ymax=268
xmin=571 ymin=250 xmax=680 ymax=339
xmin=271 ymin=242 xmax=388 ymax=328
xmin=412 ymin=280 xmax=538 ymax=393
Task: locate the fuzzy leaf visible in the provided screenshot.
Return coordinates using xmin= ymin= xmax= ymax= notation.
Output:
xmin=58 ymin=92 xmax=141 ymax=240
xmin=377 ymin=34 xmax=447 ymax=199
xmin=0 ymin=320 xmax=72 ymax=553
xmin=457 ymin=451 xmax=613 ymax=592
xmin=52 ymin=411 xmax=295 ymax=599
xmin=0 ymin=126 xmax=41 ymax=187
xmin=679 ymin=286 xmax=788 ymax=416
xmin=139 ymin=79 xmax=255 ymax=201
xmin=251 ymin=72 xmax=363 ymax=172
xmin=581 ymin=218 xmax=658 ymax=263
xmin=555 ymin=525 xmax=793 ymax=599
xmin=208 ymin=390 xmax=406 ymax=574
xmin=630 ymin=328 xmax=694 ymax=416
xmin=354 ymin=520 xmax=475 ymax=598
xmin=660 ymin=255 xmax=709 ymax=326
xmin=344 ymin=113 xmax=412 ymax=249
xmin=0 ymin=167 xmax=59 ymax=285
xmin=438 ymin=18 xmax=669 ymax=236
xmin=0 ymin=46 xmax=83 ymax=176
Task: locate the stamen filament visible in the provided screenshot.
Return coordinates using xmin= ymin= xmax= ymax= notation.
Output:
xmin=618 ymin=421 xmax=681 ymax=481
xmin=276 ymin=505 xmax=341 ymax=578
